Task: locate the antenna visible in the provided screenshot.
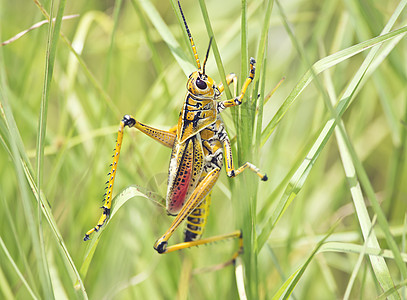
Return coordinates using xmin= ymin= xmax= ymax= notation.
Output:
xmin=202 ymin=37 xmax=212 ymax=75
xmin=178 ymin=1 xmax=201 ymax=70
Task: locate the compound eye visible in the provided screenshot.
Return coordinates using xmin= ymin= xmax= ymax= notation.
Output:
xmin=196 ymin=78 xmax=207 ymax=90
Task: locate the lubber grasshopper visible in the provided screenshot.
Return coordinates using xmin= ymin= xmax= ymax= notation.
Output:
xmin=84 ymin=1 xmax=267 ymax=259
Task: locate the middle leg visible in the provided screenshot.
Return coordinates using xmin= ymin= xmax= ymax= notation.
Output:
xmin=221 ymin=128 xmax=268 ymax=181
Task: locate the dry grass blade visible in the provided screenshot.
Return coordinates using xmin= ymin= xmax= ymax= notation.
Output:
xmin=0 ymin=15 xmax=79 ymax=46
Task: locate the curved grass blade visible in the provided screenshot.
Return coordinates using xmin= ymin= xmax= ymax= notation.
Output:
xmin=318 ymin=242 xmax=407 ymax=262
xmin=32 ymin=2 xmax=121 ymax=118
xmin=21 ymin=162 xmax=88 ymax=297
xmin=261 ymin=25 xmax=407 ymax=146
xmin=131 ymin=0 xmax=171 ymax=101
xmin=0 ymin=237 xmax=38 ymax=299
xmin=235 ymin=257 xmax=247 ymax=300
xmin=271 ymin=224 xmax=336 ymax=300
xmin=0 ymin=15 xmax=78 ymax=47
xmin=342 ymin=217 xmax=378 ymax=300
xmin=334 ymin=0 xmax=407 ymax=279
xmin=1 ymin=51 xmax=87 ymax=296
xmin=320 ymin=0 xmax=407 ymax=290
xmin=258 ymin=7 xmax=407 ymax=250
xmin=377 ymin=279 xmax=407 ymax=300
xmin=79 ymin=185 xmax=165 ymax=280
xmin=134 ymin=0 xmax=195 ymax=76
xmin=257 ymin=91 xmax=357 ymax=250
xmin=331 ymin=93 xmax=399 ymax=299
xmin=1 ymin=196 xmax=39 ymax=296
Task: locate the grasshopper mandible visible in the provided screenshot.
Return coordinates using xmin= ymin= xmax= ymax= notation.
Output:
xmin=84 ymin=1 xmax=267 ymax=258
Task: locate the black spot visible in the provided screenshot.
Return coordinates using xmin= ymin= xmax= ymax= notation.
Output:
xmin=103 ymin=207 xmax=111 ymax=217
xmin=184 ymin=230 xmax=198 ymax=242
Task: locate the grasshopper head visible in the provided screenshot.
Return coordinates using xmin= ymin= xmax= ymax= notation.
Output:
xmin=187 ymin=71 xmax=220 ymax=99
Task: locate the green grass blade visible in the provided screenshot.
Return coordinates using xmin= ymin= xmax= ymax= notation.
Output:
xmin=384 ymin=90 xmax=407 ymax=218
xmin=0 ymin=266 xmax=13 ymax=300
xmin=332 ymin=95 xmax=399 ymax=299
xmin=257 ymin=91 xmax=357 ymax=249
xmin=342 ymin=216 xmax=381 ymax=300
xmin=272 ymin=224 xmax=336 ymax=300
xmin=336 ymin=0 xmax=407 ymax=281
xmin=327 ymin=77 xmax=400 ymax=298
xmin=318 ymin=242 xmax=407 ymax=262
xmin=378 ymin=280 xmax=407 ymax=300
xmin=103 ymin=0 xmax=123 ymax=87
xmin=235 ymin=256 xmax=248 ymax=300
xmin=256 ymin=130 xmax=318 ymax=224
xmin=36 ymin=0 xmax=66 ymax=297
xmin=79 ymin=185 xmax=164 ymax=279
xmin=0 ymin=237 xmax=38 ymax=300
xmin=1 ymin=196 xmax=39 ymax=296
xmin=0 ymin=78 xmax=52 ymax=298
xmin=342 ymin=114 xmax=407 ymax=280
xmin=271 ymin=1 xmax=407 ymax=293
xmin=32 ymin=2 xmax=121 ymax=119
xmin=136 ymin=0 xmax=195 ymax=75
xmin=0 ymin=13 xmax=52 ymax=300
xmin=131 ymin=0 xmax=171 ymax=101
xmin=0 ymin=17 xmax=88 ymax=293
xmin=21 ymin=161 xmax=88 ymax=297
xmin=261 ymin=25 xmax=407 ymax=146
xmin=240 ymin=0 xmax=248 ymax=96
xmin=258 ymin=2 xmax=407 ymax=248
xmin=319 ymin=0 xmax=407 ymax=289
xmin=331 ymin=2 xmax=407 ymax=279
xmin=254 ymin=0 xmax=274 ymax=148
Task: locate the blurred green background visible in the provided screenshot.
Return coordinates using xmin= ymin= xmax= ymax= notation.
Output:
xmin=1 ymin=0 xmax=407 ymax=299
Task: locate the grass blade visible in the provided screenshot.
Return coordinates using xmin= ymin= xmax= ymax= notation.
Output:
xmin=235 ymin=256 xmax=248 ymax=300
xmin=36 ymin=0 xmax=66 ymax=297
xmin=272 ymin=224 xmax=336 ymax=300
xmin=254 ymin=0 xmax=274 ymax=148
xmin=0 ymin=237 xmax=38 ymax=299
xmin=318 ymin=242 xmax=407 ymax=263
xmin=378 ymin=280 xmax=407 ymax=300
xmin=261 ymin=25 xmax=407 ymax=146
xmin=79 ymin=185 xmax=164 ymax=280
xmin=319 ymin=0 xmax=407 ymax=291
xmin=258 ymin=3 xmax=407 ymax=249
xmin=136 ymin=0 xmax=195 ymax=75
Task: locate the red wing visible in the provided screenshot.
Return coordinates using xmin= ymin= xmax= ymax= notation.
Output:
xmin=166 ymin=136 xmax=203 ymax=215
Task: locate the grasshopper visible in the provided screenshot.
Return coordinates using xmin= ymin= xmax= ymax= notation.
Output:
xmin=84 ymin=1 xmax=267 ymax=258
